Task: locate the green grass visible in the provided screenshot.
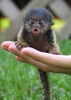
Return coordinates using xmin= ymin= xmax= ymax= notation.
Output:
xmin=0 ymin=39 xmax=71 ymax=100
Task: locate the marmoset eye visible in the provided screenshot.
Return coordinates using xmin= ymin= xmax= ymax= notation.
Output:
xmin=30 ymin=20 xmax=35 ymax=25
xmin=39 ymin=21 xmax=44 ymax=25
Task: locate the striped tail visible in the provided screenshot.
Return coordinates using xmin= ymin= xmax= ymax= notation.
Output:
xmin=38 ymin=69 xmax=50 ymax=100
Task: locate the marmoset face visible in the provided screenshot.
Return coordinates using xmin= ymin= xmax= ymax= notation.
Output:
xmin=23 ymin=8 xmax=53 ymax=37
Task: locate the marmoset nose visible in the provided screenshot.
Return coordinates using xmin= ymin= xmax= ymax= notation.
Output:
xmin=33 ymin=21 xmax=40 ymax=27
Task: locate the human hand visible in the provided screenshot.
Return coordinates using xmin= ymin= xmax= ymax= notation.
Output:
xmin=1 ymin=41 xmax=71 ymax=74
xmin=1 ymin=41 xmax=51 ymax=71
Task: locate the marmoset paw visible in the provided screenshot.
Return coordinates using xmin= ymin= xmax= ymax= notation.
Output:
xmin=15 ymin=41 xmax=24 ymax=51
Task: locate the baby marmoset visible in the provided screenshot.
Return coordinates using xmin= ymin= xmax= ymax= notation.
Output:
xmin=16 ymin=8 xmax=60 ymax=100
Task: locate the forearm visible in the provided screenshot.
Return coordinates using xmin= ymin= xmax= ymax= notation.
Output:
xmin=49 ymin=55 xmax=71 ymax=68
xmin=42 ymin=54 xmax=71 ymax=69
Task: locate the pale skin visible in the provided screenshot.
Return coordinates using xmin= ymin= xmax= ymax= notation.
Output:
xmin=1 ymin=41 xmax=71 ymax=75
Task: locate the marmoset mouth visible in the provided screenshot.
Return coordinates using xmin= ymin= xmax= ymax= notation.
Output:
xmin=34 ymin=28 xmax=38 ymax=31
xmin=32 ymin=27 xmax=40 ymax=36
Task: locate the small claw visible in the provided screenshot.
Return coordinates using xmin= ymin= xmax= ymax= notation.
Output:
xmin=15 ymin=41 xmax=24 ymax=51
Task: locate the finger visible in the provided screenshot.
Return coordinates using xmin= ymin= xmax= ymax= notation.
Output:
xmin=8 ymin=43 xmax=29 ymax=62
xmin=16 ymin=53 xmax=50 ymax=72
xmin=21 ymin=47 xmax=41 ymax=57
xmin=8 ymin=43 xmax=23 ymax=58
xmin=21 ymin=47 xmax=46 ymax=63
xmin=15 ymin=56 xmax=26 ymax=62
xmin=1 ymin=41 xmax=14 ymax=50
xmin=21 ymin=47 xmax=57 ymax=67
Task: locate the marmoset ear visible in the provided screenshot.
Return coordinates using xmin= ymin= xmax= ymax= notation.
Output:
xmin=43 ymin=8 xmax=53 ymax=24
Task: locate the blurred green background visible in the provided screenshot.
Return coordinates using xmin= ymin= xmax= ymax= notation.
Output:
xmin=0 ymin=0 xmax=71 ymax=100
